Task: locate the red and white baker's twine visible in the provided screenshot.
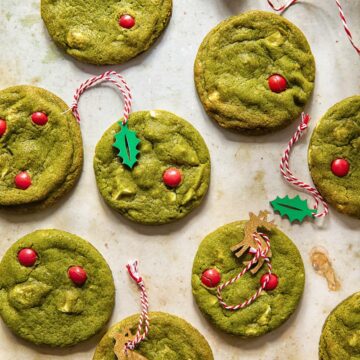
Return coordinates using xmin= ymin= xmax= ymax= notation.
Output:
xmin=71 ymin=70 xmax=132 ymax=125
xmin=280 ymin=113 xmax=329 ymax=218
xmin=268 ymin=0 xmax=360 ymax=56
xmin=124 ymin=260 xmax=150 ymax=354
xmin=217 ymin=233 xmax=272 ymax=311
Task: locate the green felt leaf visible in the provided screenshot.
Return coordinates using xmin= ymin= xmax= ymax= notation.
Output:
xmin=270 ymin=195 xmax=317 ymax=224
xmin=113 ymin=123 xmax=141 ymax=169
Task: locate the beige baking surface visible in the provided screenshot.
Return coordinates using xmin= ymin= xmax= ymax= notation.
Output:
xmin=0 ymin=1 xmax=359 ymax=359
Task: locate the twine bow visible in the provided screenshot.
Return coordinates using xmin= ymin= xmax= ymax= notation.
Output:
xmin=124 ymin=260 xmax=150 ymax=354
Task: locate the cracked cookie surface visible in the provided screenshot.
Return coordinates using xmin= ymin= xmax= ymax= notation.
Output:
xmin=319 ymin=292 xmax=360 ymax=360
xmin=94 ymin=110 xmax=211 ymax=225
xmin=93 ymin=312 xmax=214 ymax=360
xmin=192 ymin=221 xmax=305 ymax=337
xmin=309 ymin=96 xmax=360 ymax=218
xmin=0 ymin=229 xmax=115 ymax=347
xmin=0 ymin=85 xmax=83 ymax=212
xmin=41 ymin=0 xmax=172 ymax=65
xmin=194 ymin=10 xmax=315 ymax=134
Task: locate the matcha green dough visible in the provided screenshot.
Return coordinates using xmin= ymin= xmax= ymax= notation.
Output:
xmin=192 ymin=221 xmax=305 ymax=337
xmin=93 ymin=312 xmax=214 ymax=359
xmin=0 ymin=85 xmax=83 ymax=212
xmin=309 ymin=96 xmax=360 ymax=219
xmin=94 ymin=110 xmax=211 ymax=225
xmin=319 ymin=292 xmax=360 ymax=359
xmin=0 ymin=229 xmax=115 ymax=347
xmin=194 ymin=11 xmax=315 ymax=134
xmin=41 ymin=0 xmax=172 ymax=65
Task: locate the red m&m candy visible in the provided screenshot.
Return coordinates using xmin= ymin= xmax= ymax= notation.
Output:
xmin=0 ymin=119 xmax=7 ymax=137
xmin=68 ymin=266 xmax=87 ymax=286
xmin=331 ymin=158 xmax=350 ymax=177
xmin=119 ymin=14 xmax=136 ymax=29
xmin=31 ymin=112 xmax=48 ymax=126
xmin=260 ymin=273 xmax=278 ymax=291
xmin=268 ymin=74 xmax=287 ymax=93
xmin=18 ymin=248 xmax=38 ymax=267
xmin=201 ymin=268 xmax=221 ymax=288
xmin=163 ymin=167 xmax=182 ymax=188
xmin=14 ymin=171 xmax=32 ymax=190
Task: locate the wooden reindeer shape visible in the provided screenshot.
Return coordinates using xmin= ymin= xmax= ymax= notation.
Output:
xmin=230 ymin=211 xmax=276 ymax=274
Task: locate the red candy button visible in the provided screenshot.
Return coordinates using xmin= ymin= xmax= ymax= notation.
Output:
xmin=14 ymin=171 xmax=32 ymax=190
xmin=0 ymin=119 xmax=7 ymax=137
xmin=68 ymin=266 xmax=87 ymax=286
xmin=31 ymin=112 xmax=48 ymax=126
xmin=201 ymin=269 xmax=221 ymax=288
xmin=268 ymin=74 xmax=287 ymax=93
xmin=163 ymin=168 xmax=182 ymax=188
xmin=18 ymin=248 xmax=38 ymax=267
xmin=331 ymin=158 xmax=350 ymax=177
xmin=260 ymin=273 xmax=279 ymax=291
xmin=119 ymin=14 xmax=135 ymax=29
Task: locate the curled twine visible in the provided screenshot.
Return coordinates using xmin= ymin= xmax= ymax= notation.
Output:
xmin=268 ymin=0 xmax=360 ymax=56
xmin=217 ymin=233 xmax=272 ymax=311
xmin=124 ymin=260 xmax=150 ymax=354
xmin=280 ymin=113 xmax=329 ymax=218
xmin=70 ymin=70 xmax=132 ymax=125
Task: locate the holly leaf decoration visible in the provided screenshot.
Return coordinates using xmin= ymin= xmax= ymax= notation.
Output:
xmin=113 ymin=123 xmax=141 ymax=169
xmin=270 ymin=195 xmax=317 ymax=224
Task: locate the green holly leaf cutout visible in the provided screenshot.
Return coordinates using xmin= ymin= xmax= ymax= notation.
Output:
xmin=270 ymin=195 xmax=317 ymax=224
xmin=113 ymin=123 xmax=141 ymax=169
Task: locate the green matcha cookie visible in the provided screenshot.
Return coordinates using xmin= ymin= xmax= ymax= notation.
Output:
xmin=93 ymin=312 xmax=214 ymax=359
xmin=41 ymin=0 xmax=172 ymax=65
xmin=308 ymin=96 xmax=360 ymax=219
xmin=0 ymin=85 xmax=83 ymax=212
xmin=319 ymin=292 xmax=360 ymax=359
xmin=94 ymin=110 xmax=211 ymax=225
xmin=194 ymin=11 xmax=315 ymax=134
xmin=192 ymin=220 xmax=305 ymax=337
xmin=0 ymin=229 xmax=115 ymax=347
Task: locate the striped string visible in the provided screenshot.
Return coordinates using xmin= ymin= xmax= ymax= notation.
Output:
xmin=267 ymin=0 xmax=298 ymax=12
xmin=124 ymin=260 xmax=150 ymax=354
xmin=268 ymin=0 xmax=359 ymax=56
xmin=70 ymin=71 xmax=132 ymax=125
xmin=216 ymin=233 xmax=272 ymax=311
xmin=335 ymin=0 xmax=360 ymax=55
xmin=280 ymin=113 xmax=329 ymax=218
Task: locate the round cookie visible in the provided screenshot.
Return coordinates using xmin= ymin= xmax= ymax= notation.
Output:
xmin=0 ymin=229 xmax=115 ymax=347
xmin=0 ymin=85 xmax=83 ymax=212
xmin=93 ymin=312 xmax=214 ymax=359
xmin=319 ymin=292 xmax=360 ymax=359
xmin=194 ymin=10 xmax=315 ymax=134
xmin=192 ymin=221 xmax=305 ymax=337
xmin=94 ymin=110 xmax=211 ymax=225
xmin=308 ymin=96 xmax=360 ymax=218
xmin=41 ymin=0 xmax=172 ymax=65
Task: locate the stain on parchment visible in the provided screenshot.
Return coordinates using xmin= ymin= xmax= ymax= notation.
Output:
xmin=310 ymin=247 xmax=341 ymax=291
xmin=20 ymin=14 xmax=39 ymax=27
xmin=43 ymin=43 xmax=60 ymax=64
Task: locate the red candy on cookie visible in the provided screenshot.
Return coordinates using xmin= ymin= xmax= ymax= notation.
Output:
xmin=18 ymin=248 xmax=38 ymax=267
xmin=163 ymin=167 xmax=182 ymax=188
xmin=0 ymin=119 xmax=7 ymax=137
xmin=260 ymin=273 xmax=278 ymax=291
xmin=201 ymin=268 xmax=221 ymax=287
xmin=119 ymin=15 xmax=136 ymax=29
xmin=31 ymin=112 xmax=48 ymax=126
xmin=268 ymin=74 xmax=287 ymax=93
xmin=331 ymin=158 xmax=350 ymax=177
xmin=68 ymin=266 xmax=88 ymax=286
xmin=14 ymin=171 xmax=32 ymax=190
